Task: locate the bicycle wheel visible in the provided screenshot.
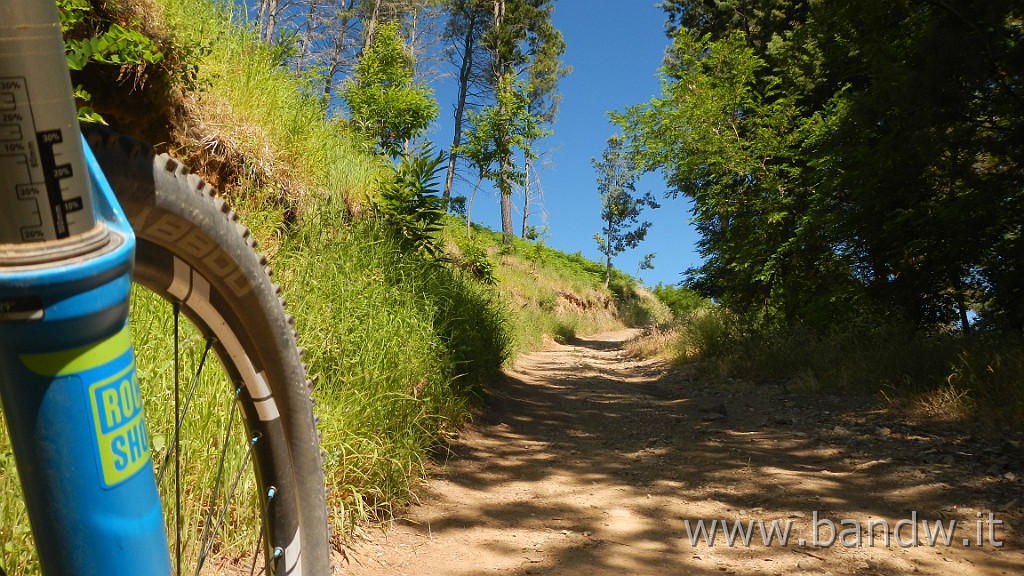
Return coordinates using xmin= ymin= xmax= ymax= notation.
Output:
xmin=81 ymin=124 xmax=329 ymax=575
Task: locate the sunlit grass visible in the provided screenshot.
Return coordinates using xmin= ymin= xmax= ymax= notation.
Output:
xmin=157 ymin=0 xmax=382 ymax=213
xmin=275 ymin=202 xmax=512 ymax=540
xmin=440 ymin=217 xmax=672 ymax=354
xmin=0 ymin=417 xmax=35 ymax=574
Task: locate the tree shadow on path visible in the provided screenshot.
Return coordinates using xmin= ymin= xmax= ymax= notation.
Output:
xmin=345 ymin=330 xmax=1023 ymax=576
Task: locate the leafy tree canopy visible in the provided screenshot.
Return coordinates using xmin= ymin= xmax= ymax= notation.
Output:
xmin=342 ymin=21 xmax=438 ymax=157
xmin=620 ymin=0 xmax=1024 ymax=332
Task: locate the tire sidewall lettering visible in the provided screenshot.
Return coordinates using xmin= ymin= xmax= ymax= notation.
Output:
xmin=138 ymin=213 xmax=251 ymax=298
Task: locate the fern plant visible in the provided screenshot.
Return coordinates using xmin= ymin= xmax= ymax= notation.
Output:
xmin=376 ymin=147 xmax=448 ymax=259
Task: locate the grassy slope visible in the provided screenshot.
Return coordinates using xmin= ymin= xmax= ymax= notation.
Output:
xmin=441 ymin=218 xmax=671 ymax=354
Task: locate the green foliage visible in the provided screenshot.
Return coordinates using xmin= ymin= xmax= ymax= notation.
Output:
xmin=342 ymin=21 xmax=438 ymax=158
xmin=458 ymin=0 xmax=566 ymax=242
xmin=625 ymin=1 xmax=1024 ymax=333
xmin=460 ymin=244 xmax=497 ymax=284
xmin=651 ymin=282 xmax=707 ymax=317
xmin=460 ymin=74 xmax=548 ymax=194
xmin=64 ymin=22 xmax=163 ymax=71
xmin=376 ymin=147 xmax=448 ymax=258
xmin=617 ymin=28 xmax=829 ymax=326
xmin=459 ymin=73 xmax=550 ymax=243
xmin=72 ymin=86 xmax=104 ymax=124
xmin=58 ymin=0 xmax=164 ymax=123
xmin=672 ymin=305 xmax=747 ymax=361
xmin=59 ymin=0 xmax=164 ymax=71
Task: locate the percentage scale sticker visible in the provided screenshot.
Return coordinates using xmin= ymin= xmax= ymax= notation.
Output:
xmin=0 ymin=76 xmax=83 ymax=241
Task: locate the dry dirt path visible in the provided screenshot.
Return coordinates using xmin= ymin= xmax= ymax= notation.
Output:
xmin=339 ymin=329 xmax=1023 ymax=575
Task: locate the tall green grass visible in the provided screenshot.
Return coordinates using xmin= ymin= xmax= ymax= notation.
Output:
xmin=156 ymin=0 xmax=381 ymax=213
xmin=275 ymin=199 xmax=511 ymax=536
xmin=0 ymin=419 xmax=34 ymax=573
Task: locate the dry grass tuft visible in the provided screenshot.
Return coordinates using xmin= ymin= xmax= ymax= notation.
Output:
xmin=624 ymin=327 xmax=680 ymax=359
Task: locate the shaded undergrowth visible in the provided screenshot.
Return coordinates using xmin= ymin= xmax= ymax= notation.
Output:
xmin=646 ymin=306 xmax=1024 ymax=432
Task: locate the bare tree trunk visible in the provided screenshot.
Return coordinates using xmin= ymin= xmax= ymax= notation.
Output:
xmin=467 ymin=171 xmax=484 ymax=238
xmin=493 ymin=0 xmax=513 ymax=245
xmin=521 ymin=154 xmax=531 ymax=238
xmin=321 ymin=1 xmax=360 ymax=105
xmin=492 ymin=0 xmax=504 ymax=30
xmin=444 ymin=7 xmax=480 ymax=204
xmin=363 ymin=0 xmax=383 ymax=51
xmin=261 ymin=0 xmax=280 ymax=45
xmin=295 ymin=2 xmax=317 ymax=74
xmin=258 ymin=0 xmax=268 ymax=39
xmin=500 ymin=187 xmax=514 ymax=245
xmin=322 ymin=38 xmax=344 ymax=101
xmin=604 ymin=220 xmax=612 ymax=288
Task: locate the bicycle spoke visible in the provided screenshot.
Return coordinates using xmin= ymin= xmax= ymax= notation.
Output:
xmin=249 ymin=486 xmax=275 ymax=576
xmin=194 ymin=385 xmax=241 ymax=575
xmin=202 ymin=432 xmax=259 ymax=566
xmin=156 ymin=328 xmax=215 ymax=486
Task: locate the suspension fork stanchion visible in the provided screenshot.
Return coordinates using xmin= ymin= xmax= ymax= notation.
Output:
xmin=0 ymin=3 xmax=170 ymax=575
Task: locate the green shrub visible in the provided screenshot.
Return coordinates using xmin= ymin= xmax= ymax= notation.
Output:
xmin=673 ymin=305 xmax=746 ymax=360
xmin=461 ymin=244 xmax=497 ymax=284
xmin=671 ymin=309 xmax=1024 ymax=429
xmin=651 ymin=282 xmax=707 ymax=317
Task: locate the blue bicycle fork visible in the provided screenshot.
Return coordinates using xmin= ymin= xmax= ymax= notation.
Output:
xmin=0 ymin=3 xmax=170 ymax=574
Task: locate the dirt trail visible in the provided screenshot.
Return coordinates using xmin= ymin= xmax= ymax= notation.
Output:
xmin=339 ymin=329 xmax=1022 ymax=575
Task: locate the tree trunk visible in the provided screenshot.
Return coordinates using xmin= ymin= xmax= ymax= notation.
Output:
xmin=364 ymin=0 xmax=383 ymax=52
xmin=521 ymin=154 xmax=531 ymax=238
xmin=604 ymin=219 xmax=612 ymax=288
xmin=954 ymin=276 xmax=972 ymax=333
xmin=444 ymin=8 xmax=479 ymax=204
xmin=259 ymin=0 xmax=280 ymax=45
xmin=497 ymin=156 xmax=512 ymax=243
xmin=321 ymin=2 xmax=359 ymax=105
xmin=493 ymin=0 xmax=505 ymax=32
xmin=467 ymin=171 xmax=484 ymax=238
xmin=295 ymin=2 xmax=316 ymax=73
xmin=322 ymin=38 xmax=344 ymax=102
xmin=500 ymin=191 xmax=514 ymax=245
xmin=492 ymin=0 xmax=513 ymax=244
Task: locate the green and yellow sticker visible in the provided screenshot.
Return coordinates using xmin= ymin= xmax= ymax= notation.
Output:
xmin=87 ymin=361 xmax=150 ymax=487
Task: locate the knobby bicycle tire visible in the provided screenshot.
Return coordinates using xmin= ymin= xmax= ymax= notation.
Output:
xmin=82 ymin=124 xmax=329 ymax=575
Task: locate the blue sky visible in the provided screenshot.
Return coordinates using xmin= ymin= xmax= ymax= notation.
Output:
xmin=430 ymin=1 xmax=700 ymax=288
